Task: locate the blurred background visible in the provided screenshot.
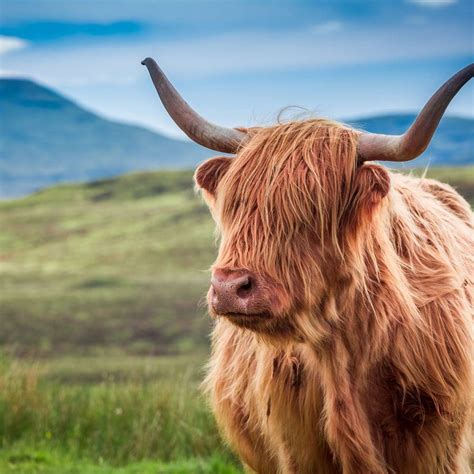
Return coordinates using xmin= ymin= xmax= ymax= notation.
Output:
xmin=0 ymin=1 xmax=472 ymax=472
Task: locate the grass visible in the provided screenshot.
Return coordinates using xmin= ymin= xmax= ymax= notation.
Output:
xmin=0 ymin=354 xmax=241 ymax=473
xmin=0 ymin=452 xmax=240 ymax=474
xmin=0 ymin=170 xmax=216 ymax=357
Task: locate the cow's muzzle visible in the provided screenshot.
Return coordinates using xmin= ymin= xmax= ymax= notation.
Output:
xmin=209 ymin=268 xmax=275 ymax=321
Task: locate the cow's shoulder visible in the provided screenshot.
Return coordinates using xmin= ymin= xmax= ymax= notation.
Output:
xmin=390 ymin=172 xmax=472 ymax=225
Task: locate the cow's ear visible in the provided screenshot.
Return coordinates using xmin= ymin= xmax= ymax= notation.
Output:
xmin=348 ymin=164 xmax=390 ymax=220
xmin=194 ymin=156 xmax=232 ymax=196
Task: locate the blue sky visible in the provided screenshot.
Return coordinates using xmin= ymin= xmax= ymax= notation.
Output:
xmin=1 ymin=0 xmax=473 ymax=139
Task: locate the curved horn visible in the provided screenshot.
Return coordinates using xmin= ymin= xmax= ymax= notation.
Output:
xmin=141 ymin=57 xmax=246 ymax=153
xmin=358 ymin=63 xmax=473 ymax=162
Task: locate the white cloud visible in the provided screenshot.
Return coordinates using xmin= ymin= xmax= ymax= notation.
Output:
xmin=407 ymin=0 xmax=457 ymax=7
xmin=0 ymin=69 xmax=26 ymax=77
xmin=1 ymin=21 xmax=471 ymax=89
xmin=311 ymin=21 xmax=343 ymax=35
xmin=0 ymin=35 xmax=29 ymax=55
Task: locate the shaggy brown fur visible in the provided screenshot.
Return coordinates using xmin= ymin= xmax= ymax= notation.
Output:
xmin=195 ymin=119 xmax=473 ymax=473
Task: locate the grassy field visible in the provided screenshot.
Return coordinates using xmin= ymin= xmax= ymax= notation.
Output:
xmin=0 ymin=354 xmax=240 ymax=473
xmin=0 ymin=166 xmax=472 ymax=473
xmin=0 ymin=170 xmax=216 ymax=357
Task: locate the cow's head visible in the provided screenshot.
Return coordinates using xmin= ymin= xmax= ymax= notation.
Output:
xmin=142 ymin=58 xmax=473 ymax=336
xmin=194 ymin=120 xmax=393 ymax=334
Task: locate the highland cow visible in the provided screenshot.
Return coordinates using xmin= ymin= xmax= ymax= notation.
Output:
xmin=142 ymin=58 xmax=473 ymax=473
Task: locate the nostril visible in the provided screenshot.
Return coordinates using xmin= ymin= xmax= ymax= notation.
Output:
xmin=237 ymin=277 xmax=253 ymax=299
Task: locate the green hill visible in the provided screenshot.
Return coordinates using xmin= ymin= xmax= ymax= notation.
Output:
xmin=0 ymin=167 xmax=473 ymax=357
xmin=0 ymin=170 xmax=215 ymax=356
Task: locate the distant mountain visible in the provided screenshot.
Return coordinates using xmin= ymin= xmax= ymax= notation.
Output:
xmin=1 ymin=78 xmax=473 ymax=197
xmin=348 ymin=115 xmax=473 ymax=167
xmin=0 ymin=78 xmax=209 ymax=197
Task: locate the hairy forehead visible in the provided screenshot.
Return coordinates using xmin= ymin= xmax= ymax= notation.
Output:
xmin=214 ymin=119 xmax=359 ymax=228
xmin=217 ymin=120 xmax=358 ymax=197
